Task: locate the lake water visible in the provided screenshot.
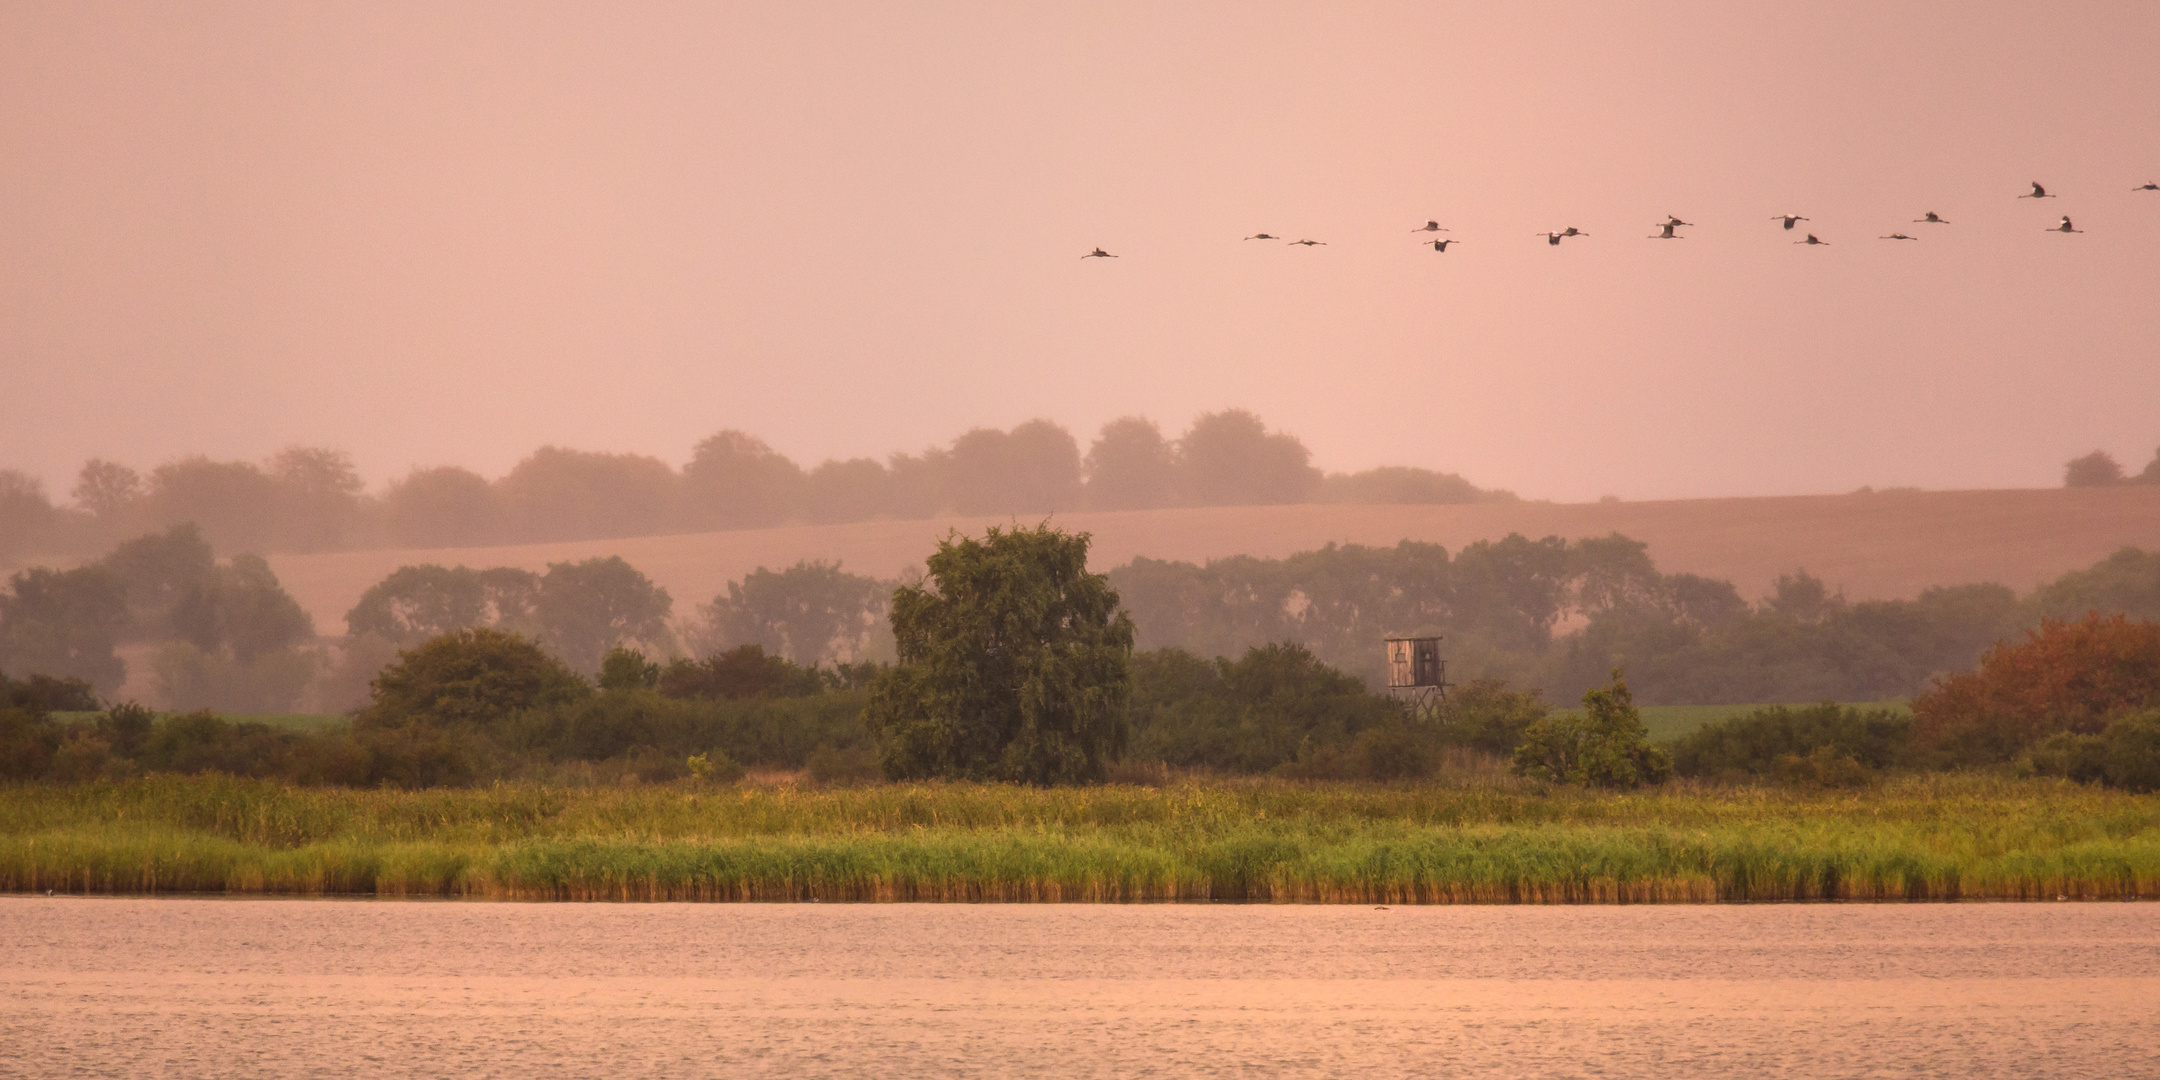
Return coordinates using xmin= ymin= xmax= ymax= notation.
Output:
xmin=3 ymin=899 xmax=2156 ymax=1078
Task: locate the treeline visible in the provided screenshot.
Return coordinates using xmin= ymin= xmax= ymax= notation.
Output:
xmin=0 ymin=409 xmax=1506 ymax=564
xmin=2063 ymin=443 xmax=2160 ymax=487
xmin=1109 ymin=539 xmax=2160 ymax=705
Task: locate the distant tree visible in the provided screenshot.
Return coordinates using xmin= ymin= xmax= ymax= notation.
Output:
xmin=139 ymin=550 xmax=315 ymax=712
xmin=1669 ymin=703 xmax=1912 ymax=780
xmin=2140 ymin=446 xmax=2160 ymax=485
xmin=267 ymin=446 xmax=365 ymax=552
xmin=72 ymin=459 xmax=144 ymax=519
xmin=681 ymin=430 xmax=805 ymax=529
xmin=946 ymin=420 xmax=1083 ymax=514
xmin=1913 ymin=614 xmax=2160 ymax=763
xmin=382 ymin=466 xmax=502 ymax=548
xmin=1511 ymin=670 xmax=1671 ymax=787
xmin=2064 ymin=450 xmax=2126 ymax=487
xmin=202 ymin=553 xmax=315 ymax=662
xmin=496 ymin=446 xmax=679 ymax=543
xmin=1123 ymin=643 xmax=1399 ymax=773
xmin=700 ymin=560 xmax=886 ymax=665
xmin=0 ymin=669 xmax=103 ymax=713
xmin=1178 ymin=409 xmax=1321 ymax=506
xmin=358 ymin=627 xmax=589 ymax=731
xmin=866 ymin=524 xmax=1133 ymax=784
xmin=1762 ymin=569 xmax=1843 ymax=623
xmin=98 ymin=524 xmax=218 ymax=640
xmin=0 ymin=566 xmax=129 ymax=693
xmin=346 ymin=565 xmax=490 ymax=645
xmin=598 ymin=646 xmax=661 ymax=692
xmin=803 ymin=458 xmax=892 ymax=525
xmin=2025 ymin=709 xmax=2160 ymax=792
xmin=658 ymin=644 xmax=827 ymax=699
xmin=1083 ymin=416 xmax=1179 ymax=511
xmin=885 ymin=447 xmax=954 ymax=518
xmin=1320 ymin=466 xmax=1491 ymax=505
xmin=2029 ymin=547 xmax=2160 ymax=622
xmin=1436 ymin=677 xmax=1550 ymax=757
xmin=0 ymin=470 xmax=57 ymax=564
xmin=145 ymin=456 xmax=280 ymax=552
xmin=535 ymin=556 xmax=675 ymax=674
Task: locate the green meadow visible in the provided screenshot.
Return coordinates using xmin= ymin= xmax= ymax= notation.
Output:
xmin=4 ymin=771 xmax=2154 ymax=903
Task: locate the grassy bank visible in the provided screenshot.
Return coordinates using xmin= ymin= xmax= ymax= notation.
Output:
xmin=4 ymin=773 xmax=2156 ymax=903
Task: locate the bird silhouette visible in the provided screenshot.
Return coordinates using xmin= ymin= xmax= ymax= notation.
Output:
xmin=1879 ymin=233 xmax=1918 ymax=241
xmin=1243 ymin=233 xmax=1279 ymax=240
xmin=2049 ymin=216 xmax=2083 ymax=233
xmin=1288 ymin=238 xmax=1327 ymax=246
xmin=2137 ymin=182 xmax=2159 ymax=192
xmin=2020 ymin=181 xmax=2053 ymax=199
xmin=1649 ymin=222 xmax=1684 ymax=239
xmin=1425 ymin=239 xmax=1459 ymax=252
xmin=1795 ymin=233 xmax=1829 ymax=245
xmin=1559 ymin=226 xmax=1588 ymax=237
xmin=1081 ymin=247 xmax=1118 ymax=258
xmin=1772 ymin=214 xmax=1809 ymax=230
xmin=1411 ymin=221 xmax=1449 ymax=233
xmin=1914 ymin=211 xmax=1950 ymax=224
xmin=1536 ymin=231 xmax=1566 ymax=245
xmin=1662 ymin=216 xmax=1694 ymax=228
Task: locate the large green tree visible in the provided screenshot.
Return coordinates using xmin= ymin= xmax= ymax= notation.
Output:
xmin=866 ymin=524 xmax=1133 ymax=784
xmin=535 ymin=556 xmax=674 ymax=674
xmin=701 ymin=560 xmax=885 ymax=665
xmin=1511 ymin=669 xmax=1672 ymax=788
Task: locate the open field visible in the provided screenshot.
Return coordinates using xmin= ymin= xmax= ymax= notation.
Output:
xmin=258 ymin=486 xmax=2160 ymax=638
xmin=5 ymin=773 xmax=2156 ymax=903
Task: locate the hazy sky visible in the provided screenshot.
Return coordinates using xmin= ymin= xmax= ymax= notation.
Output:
xmin=4 ymin=2 xmax=2157 ymax=503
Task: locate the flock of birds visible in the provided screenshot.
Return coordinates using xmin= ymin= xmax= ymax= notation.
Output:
xmin=1079 ymin=180 xmax=2159 ymax=258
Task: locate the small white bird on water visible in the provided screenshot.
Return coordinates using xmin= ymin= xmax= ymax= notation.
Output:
xmin=1081 ymin=247 xmax=1118 ymax=258
xmin=2049 ymin=216 xmax=2083 ymax=233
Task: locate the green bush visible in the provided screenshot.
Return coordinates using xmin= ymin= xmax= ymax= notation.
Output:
xmin=2029 ymin=709 xmax=2160 ymax=792
xmin=1669 ymin=703 xmax=1912 ymax=780
xmin=1125 ymin=644 xmax=1403 ymax=773
xmin=1512 ymin=670 xmax=1671 ymax=788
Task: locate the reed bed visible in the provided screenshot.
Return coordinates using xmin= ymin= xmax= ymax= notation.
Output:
xmin=3 ymin=774 xmax=2156 ymax=902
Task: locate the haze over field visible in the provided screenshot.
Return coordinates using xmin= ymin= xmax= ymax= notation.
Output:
xmin=4 ymin=2 xmax=2159 ymax=503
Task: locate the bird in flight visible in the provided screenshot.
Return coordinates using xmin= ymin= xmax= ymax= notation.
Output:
xmin=1288 ymin=238 xmax=1327 ymax=246
xmin=1914 ymin=211 xmax=1950 ymax=224
xmin=1772 ymin=214 xmax=1809 ymax=230
xmin=1661 ymin=216 xmax=1694 ymax=228
xmin=2136 ymin=182 xmax=2159 ymax=192
xmin=1649 ymin=222 xmax=1685 ymax=239
xmin=1081 ymin=247 xmax=1118 ymax=258
xmin=1425 ymin=238 xmax=1460 ymax=252
xmin=1559 ymin=226 xmax=1588 ymax=237
xmin=1412 ymin=221 xmax=1449 ymax=233
xmin=1795 ymin=233 xmax=1829 ymax=245
xmin=2020 ymin=182 xmax=2053 ymax=199
xmin=1243 ymin=233 xmax=1279 ymax=240
xmin=2049 ymin=216 xmax=2083 ymax=233
xmin=1536 ymin=231 xmax=1566 ymax=245
xmin=1879 ymin=233 xmax=1918 ymax=241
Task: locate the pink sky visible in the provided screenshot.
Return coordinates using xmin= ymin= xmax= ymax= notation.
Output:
xmin=4 ymin=1 xmax=2157 ymax=504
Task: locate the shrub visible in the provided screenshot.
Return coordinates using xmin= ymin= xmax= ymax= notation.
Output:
xmin=1512 ymin=670 xmax=1671 ymax=788
xmin=1669 ymin=703 xmax=1912 ymax=780
xmin=804 ymin=742 xmax=881 ymax=785
xmin=359 ymin=629 xmax=590 ymax=733
xmin=1912 ymin=615 xmax=2160 ymax=764
xmin=2023 ymin=709 xmax=2160 ymax=792
xmin=658 ymin=645 xmax=826 ymax=699
xmin=1437 ymin=678 xmax=1548 ymax=756
xmin=1124 ymin=644 xmax=1403 ymax=773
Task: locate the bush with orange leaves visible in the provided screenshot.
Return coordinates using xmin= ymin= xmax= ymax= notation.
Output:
xmin=1912 ymin=614 xmax=2160 ymax=765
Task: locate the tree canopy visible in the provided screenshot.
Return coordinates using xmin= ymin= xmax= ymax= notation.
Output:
xmin=866 ymin=524 xmax=1134 ymax=784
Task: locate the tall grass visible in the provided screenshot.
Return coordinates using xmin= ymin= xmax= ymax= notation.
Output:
xmin=3 ymin=773 xmax=2155 ymax=902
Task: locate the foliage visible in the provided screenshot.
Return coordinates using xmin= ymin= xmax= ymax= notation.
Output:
xmin=1668 ymin=703 xmax=1912 ymax=780
xmin=358 ymin=629 xmax=591 ymax=734
xmin=1 ymin=668 xmax=102 ymax=713
xmin=381 ymin=466 xmax=501 ymax=547
xmin=1082 ymin=416 xmax=1179 ymax=510
xmin=599 ymin=647 xmax=661 ymax=692
xmin=698 ymin=560 xmax=886 ymax=664
xmin=867 ymin=524 xmax=1133 ymax=785
xmin=151 ymin=641 xmax=318 ymax=713
xmin=344 ymin=564 xmax=541 ymax=645
xmin=658 ymin=644 xmax=828 ymax=700
xmin=1435 ymin=677 xmax=1549 ymax=756
xmin=534 ymin=556 xmax=674 ymax=674
xmin=1512 ymin=671 xmax=1672 ymax=788
xmin=1912 ymin=614 xmax=2160 ymax=764
xmin=0 ymin=566 xmax=128 ymax=693
xmin=680 ymin=431 xmax=804 ymax=530
xmin=2022 ymin=708 xmax=2160 ymax=793
xmin=1124 ymin=645 xmax=1404 ymax=773
xmin=496 ymin=446 xmax=679 ymax=543
xmin=2029 ymin=546 xmax=2160 ymax=622
xmin=2064 ymin=450 xmax=2126 ymax=487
